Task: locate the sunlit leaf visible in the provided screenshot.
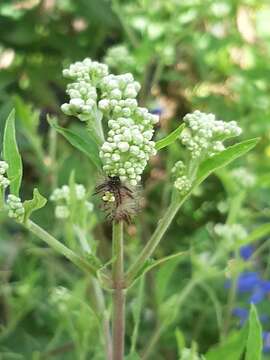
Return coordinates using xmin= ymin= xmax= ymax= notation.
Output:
xmin=196 ymin=138 xmax=259 ymax=186
xmin=125 ymin=353 xmax=141 ymax=360
xmin=156 ymin=123 xmax=185 ymax=150
xmin=23 ymin=188 xmax=47 ymax=223
xmin=131 ymin=251 xmax=187 ymax=286
xmin=245 ymin=304 xmax=262 ymax=360
xmin=237 ymin=223 xmax=270 ymax=248
xmin=205 ymin=325 xmax=248 ymax=360
xmin=50 ymin=120 xmax=102 ymax=171
xmin=3 ymin=109 xmax=23 ymax=196
xmin=156 ymin=257 xmax=183 ymax=304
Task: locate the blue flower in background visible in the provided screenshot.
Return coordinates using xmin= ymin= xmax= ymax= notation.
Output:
xmin=227 ymin=244 xmax=270 ymax=354
xmin=249 ymin=287 xmax=266 ymax=304
xmin=233 ymin=307 xmax=269 ymax=326
xmin=232 ymin=307 xmax=249 ymax=326
xmin=235 ymin=272 xmax=270 ymax=304
xmin=237 ymin=271 xmax=260 ymax=293
xmin=240 ymin=244 xmax=254 ymax=260
xmin=263 ymin=332 xmax=270 ymax=353
xmin=225 ymin=270 xmax=270 ymax=303
xmin=150 ymin=107 xmax=163 ymax=115
xmin=260 ymin=279 xmax=270 ymax=292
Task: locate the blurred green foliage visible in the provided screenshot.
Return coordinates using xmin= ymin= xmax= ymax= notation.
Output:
xmin=0 ymin=0 xmax=270 ymax=359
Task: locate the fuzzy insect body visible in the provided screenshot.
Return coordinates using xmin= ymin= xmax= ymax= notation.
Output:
xmin=95 ymin=176 xmax=139 ymax=222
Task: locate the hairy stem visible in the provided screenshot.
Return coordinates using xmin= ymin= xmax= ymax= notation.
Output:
xmin=112 ymin=221 xmax=125 ymax=360
xmin=26 ymin=220 xmax=98 ymax=276
xmin=126 ymin=196 xmax=187 ymax=285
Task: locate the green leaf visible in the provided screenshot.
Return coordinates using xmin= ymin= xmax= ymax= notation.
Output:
xmin=245 ymin=304 xmax=262 ymax=360
xmin=86 ymin=253 xmax=103 ymax=269
xmin=205 ymin=305 xmax=262 ymax=360
xmin=3 ymin=109 xmax=23 ymax=196
xmin=156 ymin=257 xmax=183 ymax=304
xmin=125 ymin=353 xmax=141 ymax=360
xmin=175 ymin=329 xmax=186 ymax=357
xmin=237 ymin=223 xmax=270 ymax=248
xmin=156 ymin=123 xmax=185 ymax=150
xmin=13 ymin=95 xmax=39 ymax=132
xmin=23 ymin=188 xmax=47 ymax=223
xmin=50 ymin=120 xmax=102 ymax=171
xmin=196 ymin=138 xmax=259 ymax=186
xmin=205 ymin=325 xmax=248 ymax=360
xmin=130 ymin=251 xmax=186 ymax=287
xmin=13 ymin=96 xmax=46 ymax=170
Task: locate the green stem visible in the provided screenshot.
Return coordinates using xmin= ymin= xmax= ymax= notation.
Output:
xmin=151 ymin=60 xmax=164 ymax=90
xmin=142 ymin=279 xmax=198 ymax=360
xmin=226 ymin=191 xmax=245 ymax=225
xmin=130 ymin=276 xmax=145 ymax=354
xmin=74 ymin=222 xmax=112 ymax=359
xmin=126 ymin=196 xmax=186 ymax=285
xmin=0 ymin=188 xmax=4 ymax=209
xmin=92 ymin=278 xmax=113 ymax=360
xmin=112 ymin=0 xmax=139 ymax=48
xmin=86 ymin=120 xmax=104 ymax=146
xmin=48 ymin=125 xmax=58 ymax=191
xmin=26 ymin=220 xmax=98 ymax=276
xmin=222 ymin=250 xmax=239 ymax=338
xmin=112 ymin=221 xmax=125 ymax=360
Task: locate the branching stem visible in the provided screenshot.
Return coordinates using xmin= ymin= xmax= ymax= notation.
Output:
xmin=26 ymin=220 xmax=98 ymax=276
xmin=126 ymin=195 xmax=187 ymax=285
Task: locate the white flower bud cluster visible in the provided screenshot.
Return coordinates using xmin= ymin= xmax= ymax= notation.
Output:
xmin=98 ymin=73 xmax=141 ymax=114
xmin=85 ymin=201 xmax=94 ymax=212
xmin=61 ymin=58 xmax=109 ymax=121
xmin=0 ymin=161 xmax=10 ymax=189
xmin=231 ymin=167 xmax=256 ymax=188
xmin=61 ymin=58 xmax=159 ymax=185
xmin=50 ymin=184 xmax=93 ymax=219
xmin=172 ymin=160 xmax=186 ymax=176
xmin=104 ymin=45 xmax=135 ymax=71
xmin=214 ymin=223 xmax=247 ymax=247
xmin=50 ymin=184 xmax=86 ymax=202
xmin=98 ymin=74 xmax=158 ymax=185
xmin=102 ymin=191 xmax=115 ymax=203
xmin=174 ymin=176 xmax=192 ymax=195
xmin=99 ymin=108 xmax=158 ymax=185
xmin=171 ymin=161 xmax=191 ymax=195
xmin=50 ymin=286 xmax=71 ymax=313
xmin=181 ymin=110 xmax=242 ymax=159
xmin=55 ymin=205 xmax=70 ymax=219
xmin=7 ymin=194 xmax=25 ymax=222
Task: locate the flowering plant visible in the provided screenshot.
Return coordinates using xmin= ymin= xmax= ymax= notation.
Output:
xmin=0 ymin=58 xmax=259 ymax=360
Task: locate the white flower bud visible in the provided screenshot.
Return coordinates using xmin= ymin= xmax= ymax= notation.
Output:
xmin=102 ymin=191 xmax=115 ymax=202
xmin=174 ymin=176 xmax=192 ymax=195
xmin=112 ymin=154 xmax=121 ymax=162
xmin=86 ymin=201 xmax=94 ymax=212
xmin=7 ymin=194 xmax=25 ymax=222
xmin=0 ymin=161 xmax=9 ymax=174
xmin=181 ymin=111 xmax=242 ymax=159
xmin=118 ymin=142 xmax=130 ymax=152
xmin=55 ymin=205 xmax=69 ymax=219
